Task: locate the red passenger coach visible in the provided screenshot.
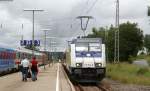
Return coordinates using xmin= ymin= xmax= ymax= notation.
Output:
xmin=0 ymin=47 xmax=47 ymax=75
xmin=15 ymin=48 xmax=46 ymax=66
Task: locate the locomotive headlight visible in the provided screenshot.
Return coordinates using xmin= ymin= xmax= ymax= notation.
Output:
xmin=76 ymin=63 xmax=82 ymax=67
xmin=95 ymin=63 xmax=102 ymax=67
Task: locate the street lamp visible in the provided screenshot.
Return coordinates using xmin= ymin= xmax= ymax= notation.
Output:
xmin=41 ymin=29 xmax=51 ymax=69
xmin=23 ymin=9 xmax=44 ymax=56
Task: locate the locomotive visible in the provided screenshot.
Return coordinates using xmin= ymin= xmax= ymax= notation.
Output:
xmin=65 ymin=38 xmax=106 ymax=83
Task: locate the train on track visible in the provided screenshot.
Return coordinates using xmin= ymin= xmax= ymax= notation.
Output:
xmin=65 ymin=38 xmax=106 ymax=83
xmin=0 ymin=47 xmax=47 ymax=75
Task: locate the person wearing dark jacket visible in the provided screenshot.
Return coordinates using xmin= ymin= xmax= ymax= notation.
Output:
xmin=31 ymin=57 xmax=38 ymax=81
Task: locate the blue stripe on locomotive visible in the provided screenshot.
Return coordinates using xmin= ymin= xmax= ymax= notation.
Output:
xmin=0 ymin=48 xmax=15 ymax=72
xmin=75 ymin=51 xmax=101 ymax=57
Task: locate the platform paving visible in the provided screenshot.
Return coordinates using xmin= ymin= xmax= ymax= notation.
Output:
xmin=0 ymin=63 xmax=72 ymax=91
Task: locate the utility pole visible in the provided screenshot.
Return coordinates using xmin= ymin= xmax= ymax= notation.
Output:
xmin=23 ymin=9 xmax=44 ymax=56
xmin=20 ymin=24 xmax=24 ymax=60
xmin=44 ymin=30 xmax=47 ymax=69
xmin=49 ymin=41 xmax=51 ymax=67
xmin=42 ymin=29 xmax=50 ymax=69
xmin=21 ymin=24 xmax=24 ymax=40
xmin=114 ymin=0 xmax=120 ymax=63
xmin=48 ymin=37 xmax=55 ymax=66
xmin=105 ymin=26 xmax=108 ymax=63
xmin=50 ymin=41 xmax=57 ymax=64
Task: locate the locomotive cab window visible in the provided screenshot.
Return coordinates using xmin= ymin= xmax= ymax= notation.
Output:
xmin=75 ymin=43 xmax=88 ymax=52
xmin=75 ymin=43 xmax=101 ymax=52
xmin=89 ymin=43 xmax=101 ymax=52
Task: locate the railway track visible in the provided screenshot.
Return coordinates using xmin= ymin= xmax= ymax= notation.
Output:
xmin=62 ymin=64 xmax=111 ymax=91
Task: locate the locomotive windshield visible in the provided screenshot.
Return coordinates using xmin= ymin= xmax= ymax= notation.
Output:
xmin=75 ymin=43 xmax=88 ymax=51
xmin=75 ymin=42 xmax=101 ymax=52
xmin=89 ymin=43 xmax=101 ymax=52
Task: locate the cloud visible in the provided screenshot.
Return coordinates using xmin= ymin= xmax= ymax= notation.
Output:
xmin=0 ymin=0 xmax=149 ymax=51
xmin=68 ymin=0 xmax=149 ymax=34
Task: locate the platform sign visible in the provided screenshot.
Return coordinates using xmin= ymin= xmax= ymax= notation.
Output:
xmin=34 ymin=40 xmax=40 ymax=46
xmin=20 ymin=40 xmax=40 ymax=46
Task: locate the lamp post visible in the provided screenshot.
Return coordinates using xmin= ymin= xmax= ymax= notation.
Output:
xmin=23 ymin=9 xmax=44 ymax=56
xmin=42 ymin=29 xmax=51 ymax=69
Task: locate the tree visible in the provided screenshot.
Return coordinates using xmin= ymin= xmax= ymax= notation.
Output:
xmin=86 ymin=22 xmax=143 ymax=62
xmin=144 ymin=34 xmax=150 ymax=54
xmin=87 ymin=27 xmax=107 ymax=43
xmin=119 ymin=22 xmax=143 ymax=61
xmin=107 ymin=25 xmax=116 ymax=61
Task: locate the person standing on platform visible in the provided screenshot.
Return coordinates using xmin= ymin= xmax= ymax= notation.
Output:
xmin=21 ymin=56 xmax=30 ymax=82
xmin=31 ymin=56 xmax=38 ymax=81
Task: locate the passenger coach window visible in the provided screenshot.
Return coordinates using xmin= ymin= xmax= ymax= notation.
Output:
xmin=0 ymin=52 xmax=2 ymax=59
xmin=1 ymin=53 xmax=3 ymax=59
xmin=5 ymin=52 xmax=8 ymax=59
xmin=7 ymin=53 xmax=10 ymax=59
xmin=10 ymin=53 xmax=12 ymax=59
xmin=2 ymin=52 xmax=4 ymax=59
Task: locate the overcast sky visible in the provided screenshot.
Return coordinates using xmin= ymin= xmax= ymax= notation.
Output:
xmin=0 ymin=0 xmax=149 ymax=51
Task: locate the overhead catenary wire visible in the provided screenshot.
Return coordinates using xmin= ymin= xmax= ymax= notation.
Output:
xmin=71 ymin=0 xmax=94 ymax=23
xmin=86 ymin=0 xmax=90 ymax=5
xmin=77 ymin=0 xmax=98 ymax=35
xmin=86 ymin=0 xmax=99 ymax=14
xmin=70 ymin=0 xmax=98 ymax=37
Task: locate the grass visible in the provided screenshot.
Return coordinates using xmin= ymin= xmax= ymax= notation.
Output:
xmin=107 ymin=63 xmax=150 ymax=85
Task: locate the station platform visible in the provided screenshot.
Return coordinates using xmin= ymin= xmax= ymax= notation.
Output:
xmin=0 ymin=63 xmax=74 ymax=91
